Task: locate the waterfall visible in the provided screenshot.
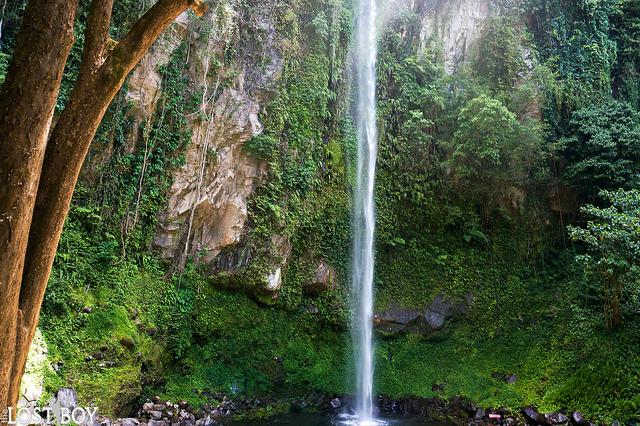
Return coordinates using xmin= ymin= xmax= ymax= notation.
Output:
xmin=351 ymin=0 xmax=379 ymax=423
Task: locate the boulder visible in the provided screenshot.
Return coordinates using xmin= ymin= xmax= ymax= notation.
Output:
xmin=374 ymin=293 xmax=471 ymax=335
xmin=571 ymin=412 xmax=588 ymax=426
xmin=522 ymin=407 xmax=548 ymax=425
xmin=304 ymin=260 xmax=338 ymax=295
xmin=119 ymin=419 xmax=139 ymax=426
xmin=119 ymin=337 xmax=135 ymax=349
xmin=474 ymin=408 xmax=486 ymax=420
xmin=330 ymin=398 xmax=341 ymax=409
xmin=546 ymin=413 xmax=569 ymax=424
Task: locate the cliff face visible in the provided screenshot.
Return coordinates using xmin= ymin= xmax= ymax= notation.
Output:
xmin=116 ymin=0 xmax=498 ymax=278
xmin=419 ymin=0 xmax=495 ymax=73
xmin=118 ymin=3 xmax=284 ymax=266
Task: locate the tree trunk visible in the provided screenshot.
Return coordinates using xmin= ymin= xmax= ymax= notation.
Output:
xmin=5 ymin=0 xmax=201 ymax=412
xmin=0 ymin=0 xmax=78 ymax=413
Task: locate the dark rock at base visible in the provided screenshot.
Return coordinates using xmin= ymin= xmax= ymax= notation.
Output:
xmin=85 ymin=356 xmax=94 ymax=362
xmin=92 ymin=352 xmax=105 ymax=360
xmin=82 ymin=307 xmax=93 ymax=314
xmin=571 ymin=412 xmax=588 ymax=426
xmin=152 ymin=396 xmax=161 ymax=404
xmin=546 ymin=412 xmax=569 ymax=424
xmin=119 ymin=337 xmax=135 ymax=349
xmin=148 ymin=421 xmax=167 ymax=426
xmin=145 ymin=327 xmax=158 ymax=336
xmin=153 ymin=404 xmax=166 ymax=411
xmin=178 ymin=401 xmax=188 ymax=409
xmin=522 ymin=407 xmax=548 ymax=425
xmin=330 ymin=398 xmax=341 ymax=409
xmin=474 ymin=408 xmax=486 ymax=420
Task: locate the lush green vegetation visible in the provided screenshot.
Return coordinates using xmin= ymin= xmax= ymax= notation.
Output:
xmin=2 ymin=0 xmax=639 ymax=423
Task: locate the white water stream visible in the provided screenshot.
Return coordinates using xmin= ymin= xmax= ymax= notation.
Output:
xmin=350 ymin=0 xmax=380 ymax=424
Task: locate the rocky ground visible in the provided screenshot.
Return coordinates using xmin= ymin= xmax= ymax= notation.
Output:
xmin=40 ymin=388 xmax=607 ymax=426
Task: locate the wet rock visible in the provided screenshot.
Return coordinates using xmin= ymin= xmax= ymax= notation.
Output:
xmin=571 ymin=412 xmax=588 ymax=426
xmin=330 ymin=398 xmax=341 ymax=409
xmin=82 ymin=307 xmax=93 ymax=314
xmin=522 ymin=407 xmax=548 ymax=425
xmin=148 ymin=421 xmax=166 ymax=426
xmin=153 ymin=404 xmax=167 ymax=412
xmin=152 ymin=396 xmax=161 ymax=404
xmin=85 ymin=356 xmax=94 ymax=362
xmin=546 ymin=413 xmax=569 ymax=424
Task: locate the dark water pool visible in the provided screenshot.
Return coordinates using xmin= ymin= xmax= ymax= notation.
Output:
xmin=232 ymin=413 xmax=443 ymax=425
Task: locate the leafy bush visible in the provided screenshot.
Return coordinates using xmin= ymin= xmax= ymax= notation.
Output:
xmin=558 ymin=100 xmax=640 ymax=198
xmin=568 ymin=189 xmax=640 ymax=329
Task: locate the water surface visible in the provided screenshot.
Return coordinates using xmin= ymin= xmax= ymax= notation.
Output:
xmin=233 ymin=413 xmax=444 ymax=425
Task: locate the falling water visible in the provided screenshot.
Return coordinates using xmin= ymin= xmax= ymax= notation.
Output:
xmin=351 ymin=0 xmax=379 ymax=424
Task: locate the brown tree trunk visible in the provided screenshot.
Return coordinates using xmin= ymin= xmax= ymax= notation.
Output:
xmin=0 ymin=0 xmax=78 ymax=413
xmin=1 ymin=0 xmax=204 ymax=414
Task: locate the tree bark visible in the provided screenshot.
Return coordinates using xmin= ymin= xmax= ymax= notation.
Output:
xmin=0 ymin=0 xmax=78 ymax=413
xmin=7 ymin=0 xmax=202 ymax=411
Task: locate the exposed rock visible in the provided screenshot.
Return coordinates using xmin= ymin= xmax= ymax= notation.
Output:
xmin=418 ymin=0 xmax=495 ymax=74
xmin=153 ymin=6 xmax=283 ymax=268
xmin=505 ymin=374 xmax=518 ymax=384
xmin=118 ymin=418 xmax=140 ymax=426
xmin=374 ymin=293 xmax=471 ymax=335
xmin=330 ymin=398 xmax=341 ymax=409
xmin=546 ymin=413 xmax=569 ymax=424
xmin=19 ymin=328 xmax=51 ymax=407
xmin=119 ymin=337 xmax=135 ymax=349
xmin=474 ymin=408 xmax=486 ymax=420
xmin=522 ymin=407 xmax=548 ymax=425
xmin=82 ymin=306 xmax=93 ymax=313
xmin=571 ymin=411 xmax=588 ymax=426
xmin=304 ymin=260 xmax=338 ymax=295
xmin=265 ymin=267 xmax=282 ymax=292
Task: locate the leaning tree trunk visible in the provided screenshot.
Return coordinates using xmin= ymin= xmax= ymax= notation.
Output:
xmin=1 ymin=0 xmax=204 ymax=413
xmin=0 ymin=0 xmax=78 ymax=413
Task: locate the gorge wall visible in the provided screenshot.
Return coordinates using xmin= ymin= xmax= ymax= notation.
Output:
xmin=11 ymin=0 xmax=639 ymax=422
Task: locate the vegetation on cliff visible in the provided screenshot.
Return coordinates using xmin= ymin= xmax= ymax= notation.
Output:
xmin=1 ymin=0 xmax=640 ymax=423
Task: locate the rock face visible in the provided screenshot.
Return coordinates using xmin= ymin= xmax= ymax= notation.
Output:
xmin=304 ymin=260 xmax=338 ymax=295
xmin=154 ymin=88 xmax=268 ymax=264
xmin=152 ymin=4 xmax=282 ymax=265
xmin=374 ymin=293 xmax=472 ymax=335
xmin=419 ymin=0 xmax=496 ymax=74
xmin=96 ymin=2 xmax=282 ymax=268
